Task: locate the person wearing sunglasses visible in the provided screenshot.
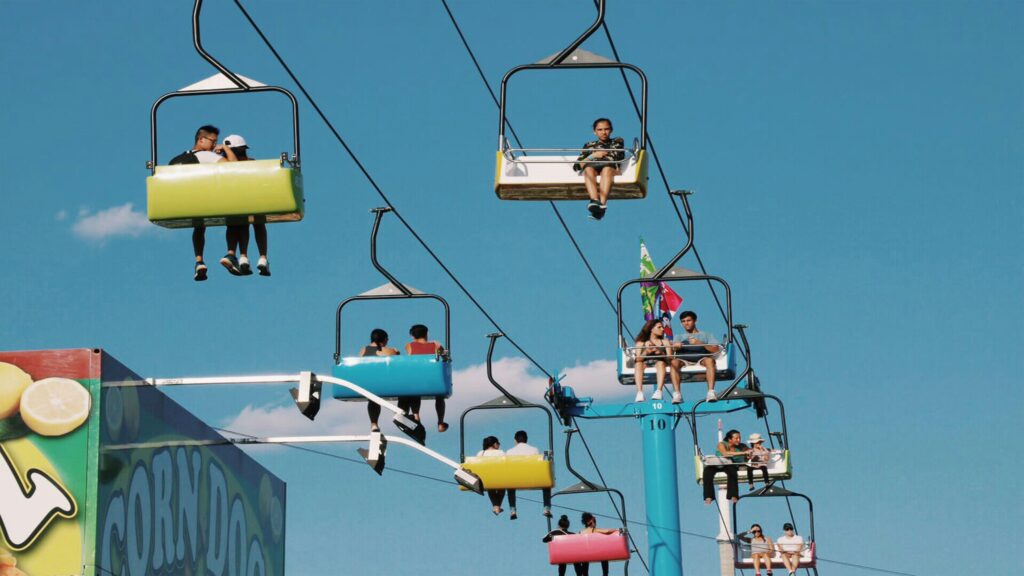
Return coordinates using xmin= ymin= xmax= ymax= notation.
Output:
xmin=477 ymin=436 xmax=506 ymax=515
xmin=737 ymin=523 xmax=775 ymax=576
xmin=776 ymin=522 xmax=805 ymax=575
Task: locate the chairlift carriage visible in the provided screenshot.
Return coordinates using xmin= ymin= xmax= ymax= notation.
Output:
xmin=458 ymin=333 xmax=556 ymax=492
xmin=146 ymin=0 xmax=304 ymax=229
xmin=617 ymin=268 xmax=738 ymax=386
xmin=689 ymin=389 xmax=793 ymax=487
xmin=494 ymin=0 xmax=648 ymax=201
xmin=546 ymin=429 xmax=632 ymax=573
xmin=332 ymin=208 xmax=453 ymax=405
xmin=732 ymin=485 xmax=818 ymax=575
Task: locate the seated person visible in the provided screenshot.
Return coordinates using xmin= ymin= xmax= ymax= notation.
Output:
xmin=632 ymin=319 xmax=682 ymax=403
xmin=573 ymin=117 xmax=624 ymax=221
xmin=776 ymin=523 xmax=805 ymax=575
xmin=703 ymin=429 xmax=750 ymax=504
xmin=579 ymin=512 xmax=619 ymax=576
xmin=477 ymin=436 xmax=506 ymax=515
xmin=217 ymin=134 xmax=271 ymax=277
xmin=404 ymin=323 xmax=447 ymax=432
xmin=360 ymin=328 xmax=400 ymax=432
xmin=504 ymin=430 xmax=553 ymax=520
xmin=542 ymin=515 xmax=585 ymax=576
xmin=672 ymin=310 xmax=722 ymax=402
xmin=746 ymin=433 xmax=772 ymax=488
xmin=737 ymin=524 xmax=775 ymax=576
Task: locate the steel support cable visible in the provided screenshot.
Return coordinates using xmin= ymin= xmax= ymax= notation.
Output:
xmin=572 ymin=417 xmax=650 ymax=573
xmin=591 ymin=3 xmax=729 ymax=327
xmin=222 ymin=425 xmax=908 ymax=575
xmin=439 ymin=0 xmax=629 ymax=341
xmin=231 ymin=0 xmax=551 ymax=380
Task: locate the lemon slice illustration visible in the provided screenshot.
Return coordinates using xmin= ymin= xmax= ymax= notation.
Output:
xmin=0 ymin=362 xmax=32 ymax=419
xmin=19 ymin=377 xmax=91 ymax=437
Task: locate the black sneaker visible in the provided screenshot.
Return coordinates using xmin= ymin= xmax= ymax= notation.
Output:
xmin=238 ymin=255 xmax=253 ymax=276
xmin=593 ymin=205 xmax=607 ymax=221
xmin=219 ymin=254 xmax=242 ymax=276
xmin=194 ymin=261 xmax=208 ymax=282
xmin=257 ymin=257 xmax=271 ymax=277
xmin=587 ymin=201 xmax=600 ymax=219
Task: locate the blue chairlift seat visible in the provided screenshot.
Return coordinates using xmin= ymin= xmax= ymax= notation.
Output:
xmin=331 ymin=354 xmax=452 ymax=400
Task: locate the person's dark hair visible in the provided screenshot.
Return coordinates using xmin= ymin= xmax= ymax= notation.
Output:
xmin=409 ymin=324 xmax=428 ymax=339
xmin=724 ymin=430 xmax=741 ymax=443
xmin=370 ymin=328 xmax=388 ymax=347
xmin=194 ymin=125 xmax=219 ymax=143
xmin=482 ymin=435 xmax=499 ymax=450
xmin=514 ymin=430 xmax=528 ymax=444
xmin=231 ymin=146 xmax=250 ymax=160
xmin=581 ymin=512 xmax=595 ymax=526
xmin=558 ymin=515 xmax=570 ymax=530
xmin=636 ymin=319 xmax=662 ymax=344
xmin=680 ymin=310 xmax=697 ymax=321
xmin=592 ymin=118 xmax=612 ymax=130
xmin=750 ymin=523 xmax=763 ymax=537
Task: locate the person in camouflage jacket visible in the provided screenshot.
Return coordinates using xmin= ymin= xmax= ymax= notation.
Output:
xmin=573 ymin=118 xmax=623 ymax=220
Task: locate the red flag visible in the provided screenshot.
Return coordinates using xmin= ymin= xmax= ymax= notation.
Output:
xmin=658 ymin=282 xmax=683 ymax=339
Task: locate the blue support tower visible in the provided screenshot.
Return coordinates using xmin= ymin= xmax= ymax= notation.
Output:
xmin=640 ymin=408 xmax=683 ymax=576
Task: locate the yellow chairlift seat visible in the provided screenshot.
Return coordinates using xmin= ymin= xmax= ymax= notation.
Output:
xmin=695 ymin=449 xmax=792 ymax=485
xmin=495 ymin=145 xmax=647 ymax=201
xmin=147 ymin=159 xmax=303 ymax=228
xmin=459 ymin=454 xmax=555 ymax=491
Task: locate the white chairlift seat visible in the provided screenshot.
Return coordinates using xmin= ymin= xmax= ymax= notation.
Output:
xmin=618 ymin=342 xmax=736 ymax=385
xmin=695 ymin=449 xmax=792 ymax=485
xmin=735 ymin=541 xmax=816 ymax=570
xmin=494 ymin=143 xmax=648 ymax=201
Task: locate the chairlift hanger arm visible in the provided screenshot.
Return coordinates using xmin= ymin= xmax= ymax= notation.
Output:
xmin=193 ymin=0 xmax=248 ymax=89
xmin=549 ymin=0 xmax=606 ymax=66
xmin=651 ymin=190 xmax=694 ymax=278
xmin=333 ymin=209 xmax=452 ymax=362
xmin=458 ymin=333 xmax=555 ymax=462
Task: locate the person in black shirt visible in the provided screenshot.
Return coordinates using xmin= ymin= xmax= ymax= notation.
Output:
xmin=169 ymin=125 xmax=230 ymax=281
xmin=543 ymin=515 xmax=585 ymax=576
xmin=573 ymin=118 xmax=624 ymax=221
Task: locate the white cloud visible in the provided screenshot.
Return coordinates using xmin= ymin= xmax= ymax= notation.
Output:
xmin=72 ymin=202 xmax=151 ymax=241
xmin=219 ymin=357 xmax=630 ymax=440
xmin=55 ymin=209 xmax=68 ymax=221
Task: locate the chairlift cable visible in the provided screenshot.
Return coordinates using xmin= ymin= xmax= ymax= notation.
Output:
xmin=572 ymin=417 xmax=650 ymax=573
xmin=231 ymin=0 xmax=552 ymax=380
xmin=440 ymin=0 xmax=632 ymax=342
xmin=592 ymin=1 xmax=730 ymax=327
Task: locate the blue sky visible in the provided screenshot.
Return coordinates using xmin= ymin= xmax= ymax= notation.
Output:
xmin=1 ymin=1 xmax=1021 ymax=575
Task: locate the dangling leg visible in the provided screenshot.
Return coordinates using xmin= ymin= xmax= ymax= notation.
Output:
xmin=652 ymin=360 xmax=666 ymax=400
xmin=597 ymin=165 xmax=616 ymax=216
xmin=702 ymin=357 xmax=718 ymax=402
xmin=508 ymin=489 xmax=517 ymax=519
xmin=633 ymin=352 xmax=646 ymax=402
xmin=435 ymin=397 xmax=448 ymax=432
xmin=583 ymin=167 xmax=601 ymax=218
xmin=219 ymin=226 xmax=242 ymax=275
xmin=669 ymin=359 xmax=683 ymax=403
xmin=237 ymin=224 xmax=252 ymax=275
xmin=367 ymin=402 xmax=381 ymax=432
xmin=192 ymin=226 xmax=207 ymax=281
xmin=254 ymin=223 xmax=271 ymax=276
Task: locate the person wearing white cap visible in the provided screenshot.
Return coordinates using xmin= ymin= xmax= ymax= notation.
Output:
xmin=217 ymin=134 xmax=271 ymax=277
xmin=745 ymin=433 xmax=772 ymax=489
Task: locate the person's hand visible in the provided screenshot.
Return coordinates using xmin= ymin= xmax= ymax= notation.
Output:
xmin=592 ymin=150 xmax=608 ymax=159
xmin=213 ymin=144 xmax=225 ymax=154
xmin=688 ymin=337 xmax=700 ymax=345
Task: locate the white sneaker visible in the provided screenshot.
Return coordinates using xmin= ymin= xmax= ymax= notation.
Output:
xmin=672 ymin=392 xmax=682 ymax=404
xmin=634 ymin=391 xmax=645 ymax=403
xmin=706 ymin=389 xmax=718 ymax=403
xmin=651 ymin=389 xmax=663 ymax=401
